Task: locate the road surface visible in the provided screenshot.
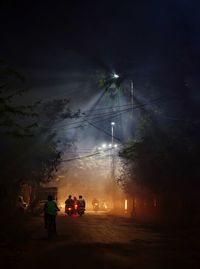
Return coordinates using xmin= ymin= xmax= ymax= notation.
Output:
xmin=2 ymin=211 xmax=200 ymax=269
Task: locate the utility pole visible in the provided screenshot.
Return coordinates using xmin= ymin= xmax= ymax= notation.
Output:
xmin=111 ymin=122 xmax=116 ymax=209
xmin=131 ymin=80 xmax=134 ymax=114
xmin=111 ymin=122 xmax=115 ymax=180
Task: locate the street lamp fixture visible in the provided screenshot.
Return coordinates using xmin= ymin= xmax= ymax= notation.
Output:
xmin=111 ymin=122 xmax=115 ymax=146
xmin=113 ymin=73 xmax=119 ymax=79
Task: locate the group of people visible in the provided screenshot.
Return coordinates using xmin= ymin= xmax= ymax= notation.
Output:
xmin=43 ymin=194 xmax=85 ymax=235
xmin=65 ymin=195 xmax=85 ymax=210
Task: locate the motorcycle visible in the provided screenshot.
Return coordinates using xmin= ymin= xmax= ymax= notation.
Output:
xmin=77 ymin=205 xmax=85 ymax=216
xmin=93 ymin=202 xmax=99 ymax=212
xmin=65 ymin=205 xmax=74 ymax=216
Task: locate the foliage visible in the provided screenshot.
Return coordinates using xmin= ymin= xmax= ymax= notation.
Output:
xmin=97 ymin=71 xmax=126 ymax=100
xmin=0 ymin=61 xmax=79 ymax=210
xmin=0 ymin=60 xmax=38 ymax=137
xmin=119 ymin=115 xmax=200 ymax=196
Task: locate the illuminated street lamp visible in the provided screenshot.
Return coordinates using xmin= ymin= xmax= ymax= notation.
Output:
xmin=112 ymin=73 xmax=119 ymax=79
xmin=111 ymin=122 xmax=115 ymax=146
xmin=102 ymin=143 xmax=107 ymax=149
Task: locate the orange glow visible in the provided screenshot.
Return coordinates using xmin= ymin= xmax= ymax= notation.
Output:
xmin=125 ymin=199 xmax=128 ymax=210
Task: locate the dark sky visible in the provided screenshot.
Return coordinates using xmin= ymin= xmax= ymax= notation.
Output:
xmin=1 ymin=0 xmax=200 ymax=110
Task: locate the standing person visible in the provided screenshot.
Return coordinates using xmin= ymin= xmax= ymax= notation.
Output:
xmin=44 ymin=195 xmax=60 ymax=235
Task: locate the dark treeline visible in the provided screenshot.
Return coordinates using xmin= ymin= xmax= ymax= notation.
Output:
xmin=0 ymin=61 xmax=78 ymax=215
xmin=119 ymin=109 xmax=200 ymax=223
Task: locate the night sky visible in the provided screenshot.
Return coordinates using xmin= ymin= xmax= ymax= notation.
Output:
xmin=1 ymin=0 xmax=200 ymax=114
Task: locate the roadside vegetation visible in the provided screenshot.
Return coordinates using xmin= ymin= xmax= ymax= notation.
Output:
xmin=119 ymin=112 xmax=200 ymax=223
xmin=0 ymin=60 xmax=79 ymax=243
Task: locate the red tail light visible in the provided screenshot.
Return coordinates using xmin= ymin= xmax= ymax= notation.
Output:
xmin=75 ymin=204 xmax=78 ymax=209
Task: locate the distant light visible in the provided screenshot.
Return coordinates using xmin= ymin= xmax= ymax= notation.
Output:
xmin=114 ymin=144 xmax=118 ymax=148
xmin=111 ymin=122 xmax=115 ymax=126
xmin=108 ymin=144 xmax=112 ymax=147
xmin=125 ymin=199 xmax=128 ymax=210
xmin=113 ymin=73 xmax=119 ymax=79
xmin=102 ymin=143 xmax=107 ymax=148
xmin=98 ymin=147 xmax=102 ymax=150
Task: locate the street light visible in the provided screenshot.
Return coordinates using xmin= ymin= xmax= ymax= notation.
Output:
xmin=111 ymin=122 xmax=115 ymax=147
xmin=112 ymin=73 xmax=119 ymax=79
xmin=102 ymin=143 xmax=107 ymax=149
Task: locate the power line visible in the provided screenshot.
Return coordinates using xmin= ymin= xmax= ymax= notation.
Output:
xmin=85 ymin=119 xmax=122 ymax=142
xmin=42 ymin=95 xmax=164 ymax=129
xmin=57 ymin=96 xmax=168 ymax=130
xmin=78 ymin=94 xmax=178 ymax=116
xmin=79 ymin=107 xmax=132 ymax=118
xmin=61 ymin=147 xmax=118 ymax=162
xmin=43 ymin=95 xmax=167 ymax=131
xmin=82 ymin=102 xmax=133 ymax=113
xmin=41 ymin=94 xmax=181 ymax=133
xmin=49 ymin=107 xmax=132 ymax=133
xmin=41 ymin=105 xmax=133 ymax=129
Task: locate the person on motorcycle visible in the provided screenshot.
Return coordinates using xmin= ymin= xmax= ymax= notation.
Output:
xmin=92 ymin=198 xmax=99 ymax=211
xmin=44 ymin=195 xmax=60 ymax=233
xmin=73 ymin=196 xmax=78 ymax=213
xmin=92 ymin=198 xmax=99 ymax=206
xmin=77 ymin=195 xmax=85 ymax=208
xmin=65 ymin=195 xmax=75 ymax=209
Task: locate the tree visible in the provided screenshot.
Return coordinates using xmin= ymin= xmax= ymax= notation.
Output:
xmin=0 ymin=61 xmax=79 ymax=212
xmin=119 ymin=112 xmax=200 ymax=221
xmin=0 ymin=59 xmax=38 ymax=137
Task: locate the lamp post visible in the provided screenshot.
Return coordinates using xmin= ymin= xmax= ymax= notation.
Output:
xmin=111 ymin=122 xmax=116 ymax=209
xmin=111 ymin=122 xmax=115 ymax=173
xmin=112 ymin=73 xmax=119 ymax=79
xmin=111 ymin=122 xmax=115 ymax=147
xmin=131 ymin=80 xmax=134 ymax=114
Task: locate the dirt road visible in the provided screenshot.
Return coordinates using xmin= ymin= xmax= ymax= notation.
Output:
xmin=2 ymin=212 xmax=199 ymax=269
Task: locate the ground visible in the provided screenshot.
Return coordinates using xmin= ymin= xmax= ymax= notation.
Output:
xmin=1 ymin=211 xmax=199 ymax=269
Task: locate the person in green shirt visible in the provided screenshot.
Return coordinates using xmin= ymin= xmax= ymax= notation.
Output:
xmin=44 ymin=195 xmax=60 ymax=234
